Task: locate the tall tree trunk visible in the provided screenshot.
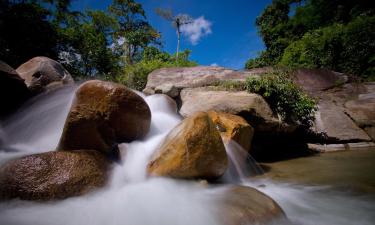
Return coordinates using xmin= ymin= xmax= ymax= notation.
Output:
xmin=176 ymin=26 xmax=180 ymax=64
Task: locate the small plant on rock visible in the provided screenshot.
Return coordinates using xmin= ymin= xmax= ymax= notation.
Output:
xmin=245 ymin=69 xmax=317 ymax=126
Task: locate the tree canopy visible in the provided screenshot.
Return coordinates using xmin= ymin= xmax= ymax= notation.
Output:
xmin=0 ymin=0 xmax=195 ymax=79
xmin=246 ymin=0 xmax=375 ymax=79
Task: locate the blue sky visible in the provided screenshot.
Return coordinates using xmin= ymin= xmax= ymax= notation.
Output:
xmin=72 ymin=0 xmax=272 ymax=69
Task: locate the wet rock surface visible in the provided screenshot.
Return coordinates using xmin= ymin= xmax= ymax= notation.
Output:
xmin=0 ymin=150 xmax=109 ymax=200
xmin=58 ymin=80 xmax=151 ymax=155
xmin=147 ymin=111 xmax=228 ymax=179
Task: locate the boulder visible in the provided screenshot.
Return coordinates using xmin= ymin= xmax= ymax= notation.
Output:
xmin=16 ymin=56 xmax=74 ymax=94
xmin=58 ymin=80 xmax=151 ymax=154
xmin=179 ymin=87 xmax=285 ymax=132
xmin=147 ymin=111 xmax=228 ymax=179
xmin=0 ymin=150 xmax=109 ymax=200
xmin=143 ymin=66 xmax=263 ymax=97
xmin=0 ymin=61 xmax=31 ymax=117
xmin=208 ymin=111 xmax=254 ymax=152
xmin=292 ymin=68 xmax=348 ymax=95
xmin=313 ymin=100 xmax=371 ymax=142
xmin=214 ymin=185 xmax=288 ymax=225
xmin=344 ymin=83 xmax=375 ymax=140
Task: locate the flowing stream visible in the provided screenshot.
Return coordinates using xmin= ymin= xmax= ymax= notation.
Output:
xmin=0 ymin=86 xmax=375 ymax=225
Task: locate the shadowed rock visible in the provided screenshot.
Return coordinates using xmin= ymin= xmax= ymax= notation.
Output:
xmin=0 ymin=60 xmax=31 ymax=117
xmin=58 ymin=80 xmax=151 ymax=155
xmin=16 ymin=56 xmax=74 ymax=94
xmin=214 ymin=185 xmax=288 ymax=225
xmin=0 ymin=150 xmax=109 ymax=201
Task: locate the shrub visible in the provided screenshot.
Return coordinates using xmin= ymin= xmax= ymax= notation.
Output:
xmin=114 ymin=48 xmax=197 ymax=91
xmin=280 ymin=16 xmax=375 ymax=79
xmin=245 ymin=70 xmax=317 ymax=125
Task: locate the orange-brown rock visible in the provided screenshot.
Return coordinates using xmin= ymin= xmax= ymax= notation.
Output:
xmin=208 ymin=111 xmax=254 ymax=151
xmin=0 ymin=150 xmax=109 ymax=200
xmin=58 ymin=80 xmax=151 ymax=154
xmin=147 ymin=111 xmax=228 ymax=179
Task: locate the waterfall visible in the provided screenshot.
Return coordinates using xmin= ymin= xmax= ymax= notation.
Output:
xmin=0 ymin=87 xmax=374 ymax=225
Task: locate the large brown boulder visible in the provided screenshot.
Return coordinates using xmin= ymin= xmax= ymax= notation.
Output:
xmin=143 ymin=66 xmax=265 ymax=97
xmin=0 ymin=150 xmax=109 ymax=200
xmin=16 ymin=56 xmax=74 ymax=94
xmin=179 ymin=87 xmax=292 ymax=133
xmin=58 ymin=80 xmax=151 ymax=154
xmin=214 ymin=185 xmax=288 ymax=225
xmin=147 ymin=111 xmax=228 ymax=179
xmin=208 ymin=111 xmax=254 ymax=152
xmin=0 ymin=61 xmax=31 ymax=117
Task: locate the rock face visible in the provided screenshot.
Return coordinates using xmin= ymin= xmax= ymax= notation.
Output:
xmin=215 ymin=185 xmax=287 ymax=225
xmin=313 ymin=101 xmax=371 ymax=142
xmin=208 ymin=111 xmax=254 ymax=152
xmin=0 ymin=150 xmax=109 ymax=200
xmin=0 ymin=61 xmax=31 ymax=117
xmin=16 ymin=56 xmax=74 ymax=94
xmin=310 ymin=82 xmax=375 ymax=143
xmin=292 ymin=68 xmax=348 ymax=94
xmin=58 ymin=80 xmax=151 ymax=154
xmin=179 ymin=87 xmax=283 ymax=132
xmin=143 ymin=66 xmax=263 ymax=97
xmin=344 ymin=85 xmax=375 ymax=140
xmin=147 ymin=111 xmax=228 ymax=179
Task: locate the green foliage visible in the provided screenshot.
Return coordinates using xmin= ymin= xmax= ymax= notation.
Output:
xmin=114 ymin=47 xmax=197 ymax=90
xmin=245 ymin=70 xmax=317 ymax=125
xmin=58 ymin=10 xmax=120 ymax=77
xmin=248 ymin=0 xmax=375 ymax=78
xmin=280 ymin=16 xmax=375 ymax=77
xmin=109 ymin=0 xmax=160 ymax=65
xmin=0 ymin=1 xmax=58 ymax=67
xmin=245 ymin=51 xmax=273 ymax=69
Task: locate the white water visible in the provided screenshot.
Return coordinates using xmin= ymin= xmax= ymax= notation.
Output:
xmin=0 ymin=87 xmax=375 ymax=225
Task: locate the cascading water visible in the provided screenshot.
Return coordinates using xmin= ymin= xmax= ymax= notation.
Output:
xmin=222 ymin=140 xmax=264 ymax=183
xmin=0 ymin=87 xmax=375 ymax=225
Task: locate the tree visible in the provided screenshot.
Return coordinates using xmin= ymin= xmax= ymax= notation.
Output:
xmin=155 ymin=8 xmax=193 ymax=62
xmin=246 ymin=0 xmax=375 ymax=79
xmin=58 ymin=10 xmax=120 ymax=77
xmin=109 ymin=0 xmax=160 ymax=65
xmin=0 ymin=1 xmax=58 ymax=67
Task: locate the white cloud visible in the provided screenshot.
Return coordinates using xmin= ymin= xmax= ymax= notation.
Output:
xmin=180 ymin=16 xmax=212 ymax=45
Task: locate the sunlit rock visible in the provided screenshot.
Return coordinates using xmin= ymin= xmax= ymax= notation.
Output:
xmin=143 ymin=66 xmax=264 ymax=97
xmin=147 ymin=111 xmax=228 ymax=179
xmin=208 ymin=111 xmax=254 ymax=152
